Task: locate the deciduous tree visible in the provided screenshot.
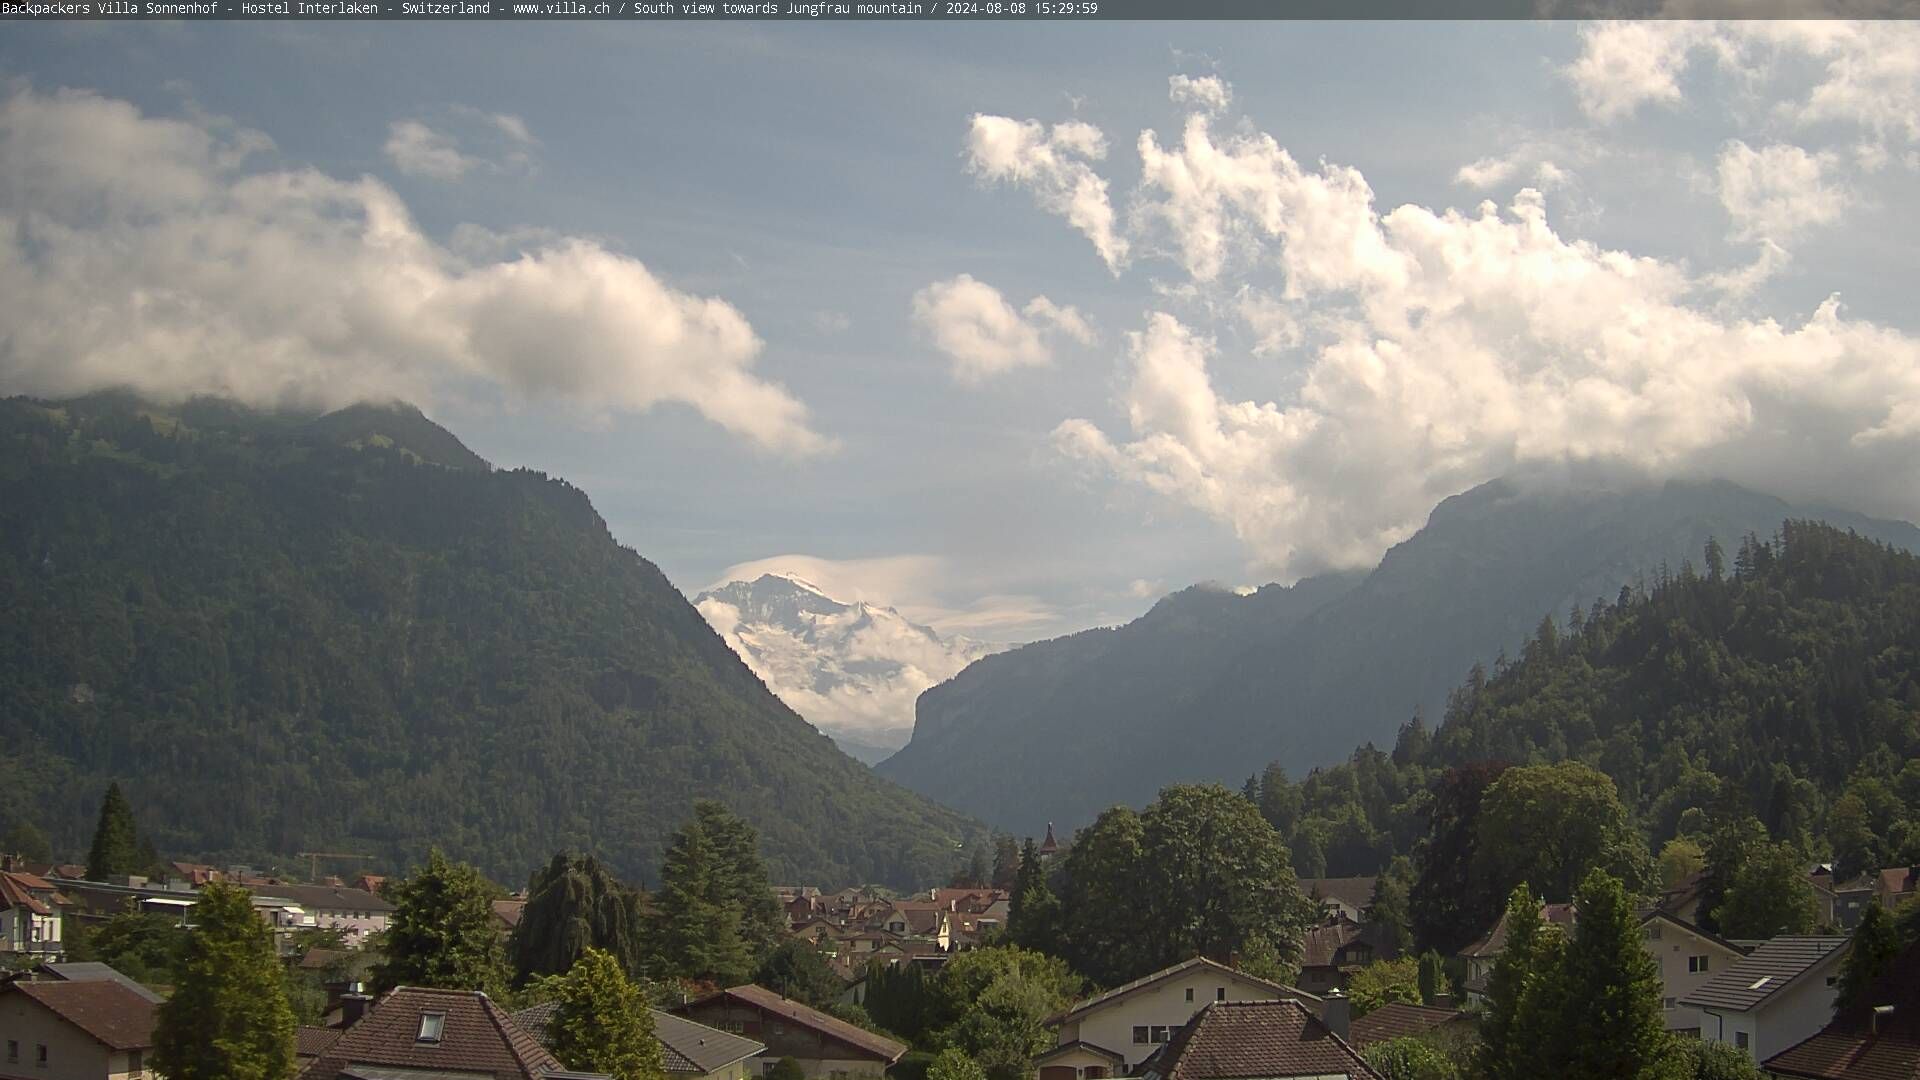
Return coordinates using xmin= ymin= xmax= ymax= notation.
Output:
xmin=373 ymin=848 xmax=508 ymax=995
xmin=153 ymin=882 xmax=295 ymax=1080
xmin=541 ymin=947 xmax=667 ymax=1080
xmin=1713 ymin=842 xmax=1816 ymax=939
xmin=1472 ymin=763 xmax=1652 ymax=905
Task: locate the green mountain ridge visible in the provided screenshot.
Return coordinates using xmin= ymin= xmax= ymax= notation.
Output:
xmin=880 ymin=476 xmax=1920 ymax=835
xmin=0 ymin=393 xmax=982 ymax=888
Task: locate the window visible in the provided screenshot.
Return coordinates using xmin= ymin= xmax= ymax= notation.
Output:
xmin=1132 ymin=1027 xmax=1149 ymax=1044
xmin=1647 ymin=924 xmax=1663 ymax=941
xmin=6 ymin=1040 xmax=16 ymax=1063
xmin=417 ymin=1012 xmax=446 ymax=1043
xmin=1150 ymin=1026 xmax=1170 ymax=1043
xmin=1185 ymin=987 xmax=1194 ymax=1002
xmin=130 ymin=1050 xmax=144 ymax=1078
xmin=37 ymin=1044 xmax=48 ymax=1067
xmin=1688 ymin=955 xmax=1709 ymax=973
xmin=1215 ymin=988 xmax=1226 ymax=1001
xmin=1735 ymin=1032 xmax=1750 ymax=1051
xmin=1663 ymin=998 xmax=1675 ymax=1009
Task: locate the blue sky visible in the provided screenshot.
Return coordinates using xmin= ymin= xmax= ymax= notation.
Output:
xmin=5 ymin=21 xmax=1919 ymax=640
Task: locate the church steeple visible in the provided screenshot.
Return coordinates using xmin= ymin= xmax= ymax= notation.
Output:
xmin=1038 ymin=821 xmax=1058 ymax=856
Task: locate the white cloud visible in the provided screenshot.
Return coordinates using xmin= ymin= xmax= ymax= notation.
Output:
xmin=0 ymin=86 xmax=830 ymax=456
xmin=1715 ymin=140 xmax=1847 ymax=241
xmin=1168 ymin=74 xmax=1232 ymax=113
xmin=1052 ymin=109 xmax=1920 ymax=578
xmin=383 ymin=119 xmax=476 ymax=181
xmin=489 ymin=112 xmax=536 ymax=144
xmin=1022 ymin=295 xmax=1099 ymax=346
xmin=1566 ymin=21 xmax=1920 ymax=151
xmin=1563 ymin=22 xmax=1709 ymax=124
xmin=911 ymin=274 xmax=1095 ymax=383
xmin=966 ymin=113 xmax=1129 ymax=273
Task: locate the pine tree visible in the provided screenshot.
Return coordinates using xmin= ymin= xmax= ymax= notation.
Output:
xmin=989 ymin=835 xmax=1021 ymax=892
xmin=153 ymin=882 xmax=296 ymax=1080
xmin=693 ymin=802 xmax=783 ymax=968
xmin=1364 ymin=857 xmax=1415 ymax=955
xmin=1833 ymin=902 xmax=1901 ymax=1015
xmin=1476 ymin=885 xmax=1541 ymax=1080
xmin=542 ymin=947 xmax=667 ymax=1080
xmin=1007 ymin=839 xmax=1043 ymax=931
xmin=654 ymin=813 xmax=754 ymax=986
xmin=85 ymin=782 xmax=142 ymax=881
xmin=373 ymin=849 xmax=508 ymax=995
xmin=1562 ymin=869 xmax=1681 ymax=1079
xmin=1478 ymin=885 xmax=1576 ymax=1080
xmin=1416 ymin=949 xmax=1446 ymax=1006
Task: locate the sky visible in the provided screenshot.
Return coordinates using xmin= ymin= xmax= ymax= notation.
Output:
xmin=4 ymin=21 xmax=1920 ymax=643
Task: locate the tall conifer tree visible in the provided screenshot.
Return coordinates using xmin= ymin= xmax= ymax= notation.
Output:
xmin=85 ymin=782 xmax=142 ymax=881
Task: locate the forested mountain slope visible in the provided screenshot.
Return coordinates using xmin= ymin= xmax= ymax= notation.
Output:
xmin=1263 ymin=520 xmax=1920 ymax=882
xmin=880 ymin=478 xmax=1920 ymax=834
xmin=0 ymin=393 xmax=982 ymax=887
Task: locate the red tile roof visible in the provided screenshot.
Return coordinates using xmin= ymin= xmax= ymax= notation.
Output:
xmin=1143 ymin=1000 xmax=1381 ymax=1080
xmin=296 ymin=986 xmax=563 ymax=1080
xmin=0 ymin=871 xmax=52 ymax=915
xmin=4 ymin=980 xmax=156 ymax=1050
xmin=297 ymin=1025 xmax=345 ymax=1058
xmin=1347 ymin=1003 xmax=1468 ymax=1049
xmin=677 ymin=985 xmax=906 ymax=1063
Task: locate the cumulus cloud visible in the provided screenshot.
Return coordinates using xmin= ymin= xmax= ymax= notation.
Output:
xmin=966 ymin=114 xmax=1129 ymax=272
xmin=911 ymin=274 xmax=1096 ymax=383
xmin=1456 ymin=150 xmax=1576 ymax=192
xmin=384 ymin=119 xmax=476 ymax=180
xmin=0 ymin=87 xmax=829 ymax=455
xmin=1563 ymin=22 xmax=1709 ymax=123
xmin=1053 ymin=111 xmax=1920 ymax=577
xmin=1168 ymin=74 xmax=1232 ymax=113
xmin=1715 ymin=140 xmax=1847 ymax=241
xmin=1566 ymin=21 xmax=1920 ymax=150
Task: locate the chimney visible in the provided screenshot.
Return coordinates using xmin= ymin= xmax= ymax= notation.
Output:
xmin=1430 ymin=991 xmax=1453 ymax=1009
xmin=340 ymin=993 xmax=372 ymax=1029
xmin=1873 ymin=1005 xmax=1894 ymax=1036
xmin=1322 ymin=989 xmax=1350 ymax=1041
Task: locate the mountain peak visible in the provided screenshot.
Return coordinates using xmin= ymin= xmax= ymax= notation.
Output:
xmin=693 ymin=574 xmax=1009 ymax=764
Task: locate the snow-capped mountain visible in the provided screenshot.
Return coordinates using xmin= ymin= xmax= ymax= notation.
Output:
xmin=693 ymin=573 xmax=1005 ymax=764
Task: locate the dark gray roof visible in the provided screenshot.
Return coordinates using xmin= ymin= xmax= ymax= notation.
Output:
xmin=251 ymin=883 xmax=394 ymax=913
xmin=652 ymin=1010 xmax=765 ymax=1074
xmin=509 ymin=1001 xmax=763 ymax=1075
xmin=41 ymin=962 xmax=164 ymax=1004
xmin=1679 ymin=936 xmax=1850 ymax=1013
